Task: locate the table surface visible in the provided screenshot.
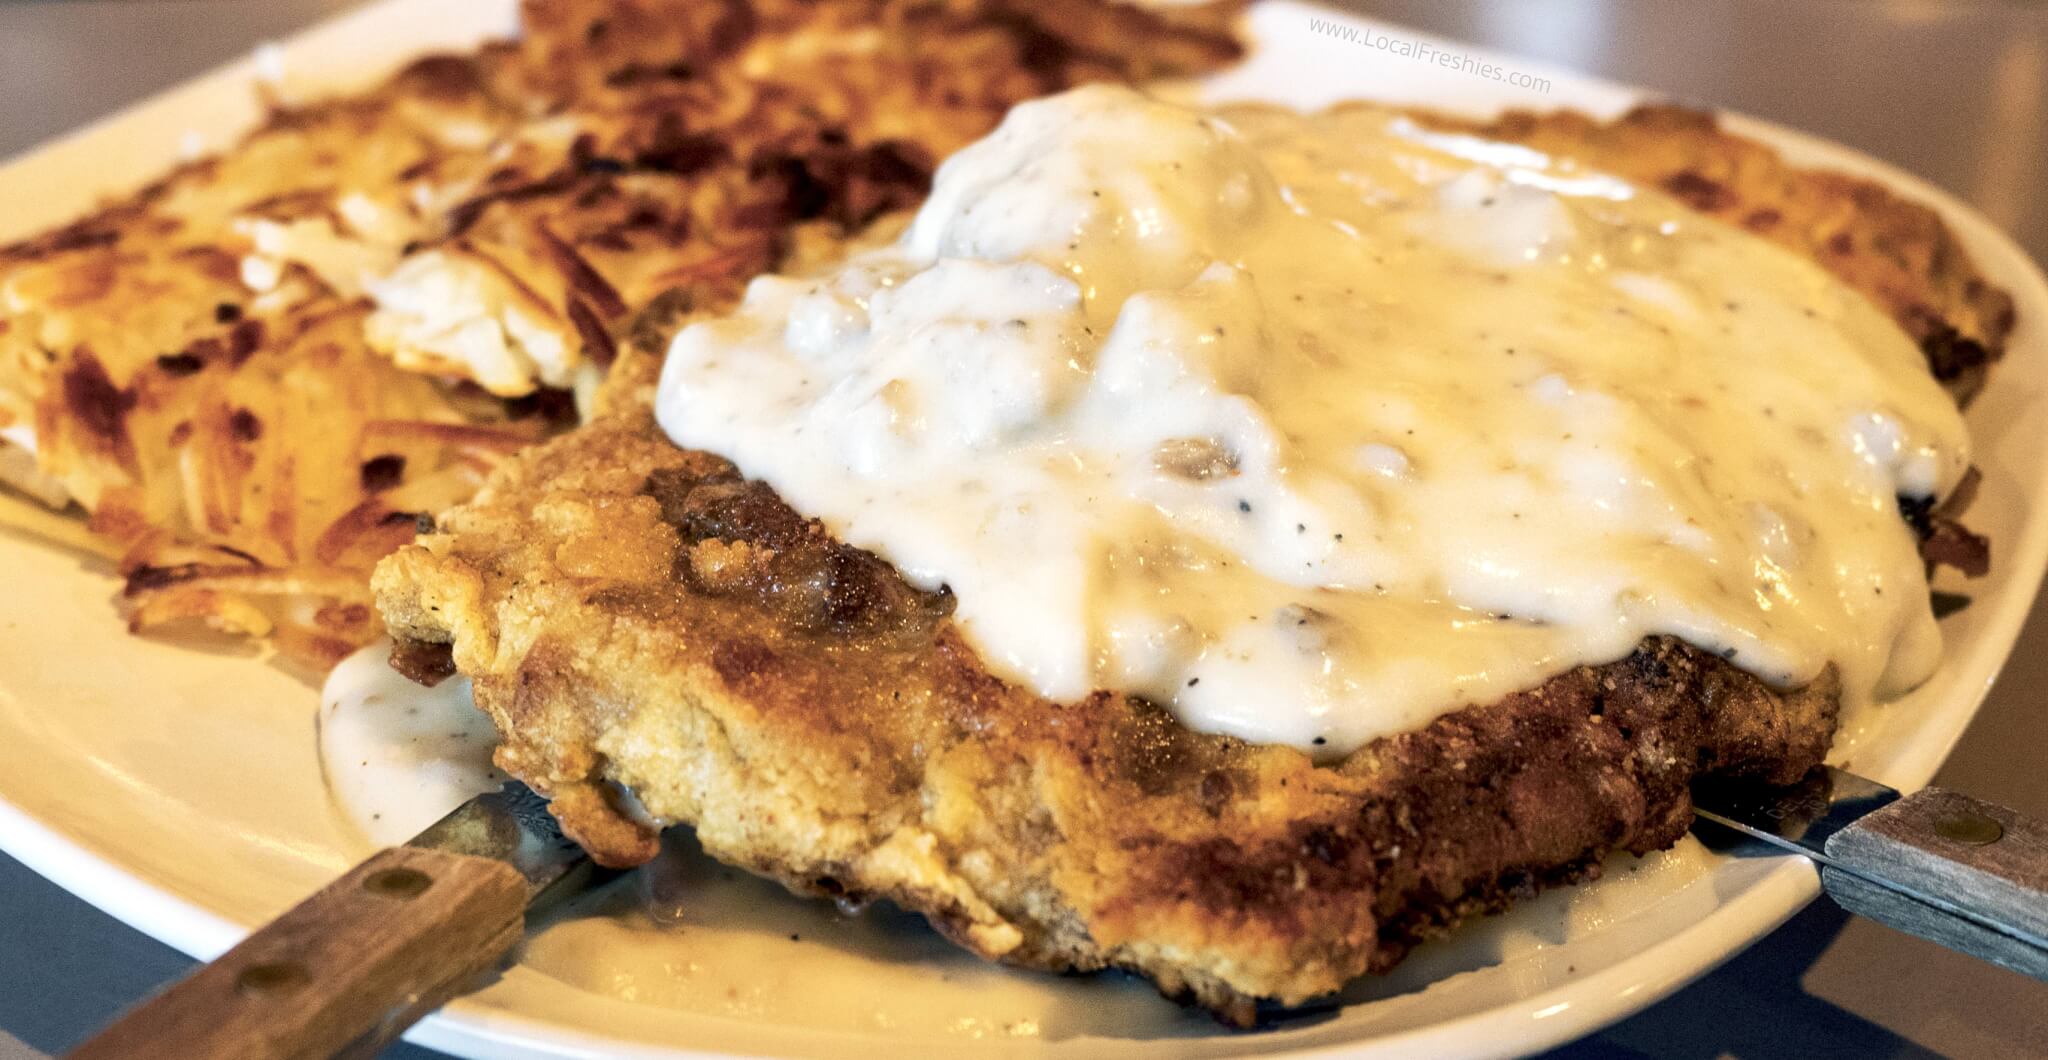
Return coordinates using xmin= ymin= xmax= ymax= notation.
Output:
xmin=1 ymin=1 xmax=2044 ymax=1057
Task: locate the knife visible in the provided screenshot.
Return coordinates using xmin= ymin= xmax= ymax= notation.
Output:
xmin=69 ymin=769 xmax=2047 ymax=1058
xmin=70 ymin=782 xmax=595 ymax=1060
xmin=1693 ymin=765 xmax=2048 ymax=982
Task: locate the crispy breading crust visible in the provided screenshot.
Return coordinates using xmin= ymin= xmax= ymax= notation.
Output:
xmin=375 ymin=407 xmax=1839 ymax=1023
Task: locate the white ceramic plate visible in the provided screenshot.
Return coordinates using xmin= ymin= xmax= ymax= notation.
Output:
xmin=3 ymin=2 xmax=2045 ymax=1057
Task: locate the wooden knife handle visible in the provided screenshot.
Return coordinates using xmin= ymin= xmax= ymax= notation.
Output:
xmin=70 ymin=845 xmax=527 ymax=1060
xmin=1821 ymin=786 xmax=2048 ymax=982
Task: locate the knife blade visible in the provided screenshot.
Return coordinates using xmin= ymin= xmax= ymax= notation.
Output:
xmin=406 ymin=780 xmax=597 ymax=905
xmin=71 ymin=782 xmax=597 ymax=1060
xmin=1693 ymin=765 xmax=2048 ymax=982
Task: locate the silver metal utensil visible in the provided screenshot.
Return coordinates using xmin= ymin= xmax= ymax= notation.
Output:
xmin=1693 ymin=765 xmax=2048 ymax=982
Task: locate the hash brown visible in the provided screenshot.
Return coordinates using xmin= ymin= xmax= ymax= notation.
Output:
xmin=0 ymin=0 xmax=1243 ymax=667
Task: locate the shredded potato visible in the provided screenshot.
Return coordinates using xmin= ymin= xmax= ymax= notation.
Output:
xmin=0 ymin=0 xmax=1244 ymax=669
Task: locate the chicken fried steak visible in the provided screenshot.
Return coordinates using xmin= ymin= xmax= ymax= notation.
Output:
xmin=374 ymin=99 xmax=2004 ymax=1023
xmin=376 ymin=403 xmax=1841 ymax=1023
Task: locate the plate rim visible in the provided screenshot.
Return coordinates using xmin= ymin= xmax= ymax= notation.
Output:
xmin=2 ymin=2 xmax=2045 ymax=1057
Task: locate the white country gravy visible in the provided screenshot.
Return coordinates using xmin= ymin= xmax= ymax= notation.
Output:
xmin=318 ymin=639 xmax=504 ymax=846
xmin=655 ymin=85 xmax=1968 ymax=755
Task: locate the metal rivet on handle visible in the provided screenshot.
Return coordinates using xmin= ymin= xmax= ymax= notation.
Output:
xmin=363 ymin=866 xmax=434 ymax=899
xmin=1934 ymin=810 xmax=2004 ymax=846
xmin=236 ymin=961 xmax=309 ymax=997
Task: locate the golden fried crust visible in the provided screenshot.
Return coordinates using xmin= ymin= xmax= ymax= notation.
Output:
xmin=375 ymin=407 xmax=1839 ymax=1022
xmin=1420 ymin=104 xmax=2015 ymax=402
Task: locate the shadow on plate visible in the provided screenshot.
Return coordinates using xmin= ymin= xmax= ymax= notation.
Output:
xmin=1546 ymin=897 xmax=1929 ymax=1059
